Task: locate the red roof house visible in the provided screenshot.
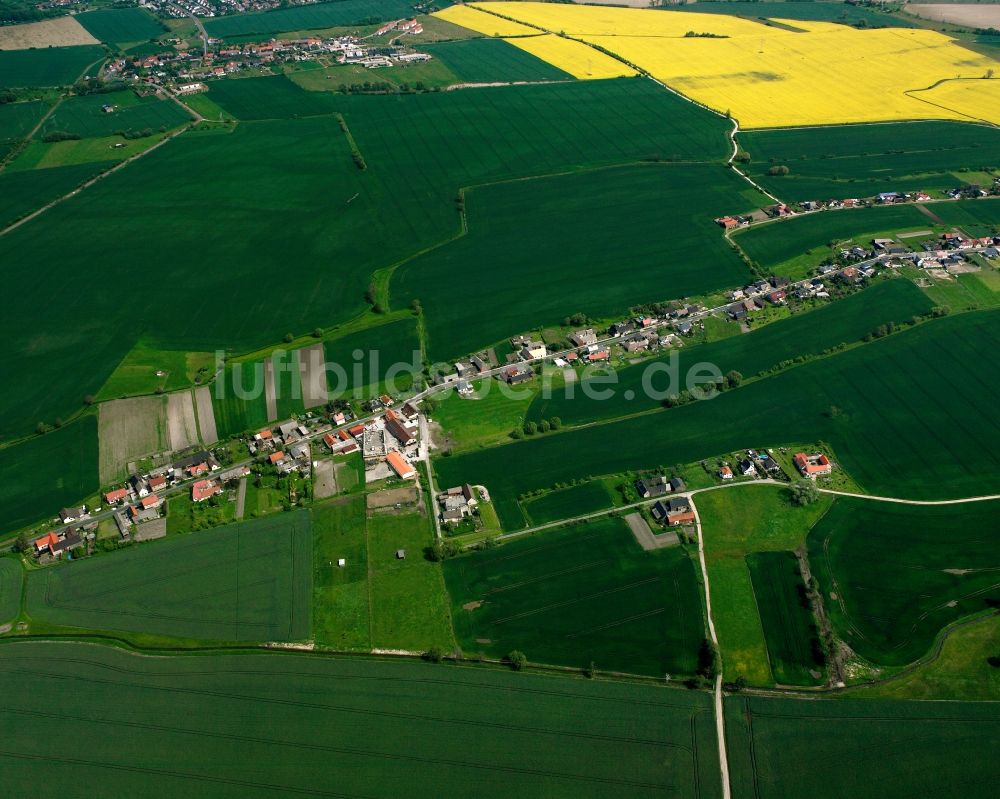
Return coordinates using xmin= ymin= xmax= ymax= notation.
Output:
xmin=191 ymin=479 xmax=222 ymax=503
xmin=105 ymin=488 xmax=128 ymax=504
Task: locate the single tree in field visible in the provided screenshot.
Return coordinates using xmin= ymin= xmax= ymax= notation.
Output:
xmin=789 ymin=480 xmax=820 ymax=507
xmin=507 ymin=650 xmax=528 ymax=671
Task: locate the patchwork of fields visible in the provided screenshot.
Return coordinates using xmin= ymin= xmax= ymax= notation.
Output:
xmin=41 ymin=90 xmax=191 ymax=139
xmin=0 ymin=641 xmax=720 ymax=798
xmin=25 ymin=512 xmax=312 ymax=642
xmin=445 ymin=517 xmax=705 ymax=676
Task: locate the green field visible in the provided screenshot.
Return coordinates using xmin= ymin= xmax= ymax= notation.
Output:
xmin=522 ymin=481 xmax=615 ymax=526
xmin=0 ymin=46 xmax=105 ymax=87
xmin=733 ymin=204 xmax=931 ymax=271
xmin=322 ymin=316 xmax=420 ymax=398
xmin=673 ymin=1 xmax=913 ymax=28
xmin=312 ymin=497 xmax=370 ymax=649
xmin=808 ymin=497 xmax=1000 ymax=668
xmin=926 ymin=197 xmax=1000 ymax=236
xmin=42 ymin=91 xmax=191 ymax=139
xmin=211 ymin=364 xmax=272 ymax=439
xmin=76 ymin=8 xmax=165 ymax=44
xmin=0 ymin=160 xmax=116 ymax=229
xmin=436 ymin=309 xmax=1000 ymax=530
xmin=207 ymin=75 xmax=341 ymax=120
xmin=204 ymin=0 xmax=416 ymax=38
xmin=739 ymin=121 xmax=1000 ymax=201
xmin=528 ymin=279 xmax=934 ymax=427
xmin=0 ymin=416 xmax=99 ymax=532
xmin=422 ymin=37 xmax=573 ymax=83
xmin=96 ymin=341 xmax=214 ymax=400
xmin=0 ymin=558 xmax=23 ymax=625
xmin=397 ymin=163 xmax=762 ymax=360
xmin=0 ymin=640 xmax=720 ymax=798
xmin=444 ymin=516 xmax=705 ymax=676
xmin=0 ymin=100 xmax=49 ymax=148
xmin=432 ymin=378 xmax=539 ymax=454
xmin=726 ymin=694 xmax=1000 ymax=799
xmin=746 ymin=551 xmax=823 ymax=686
xmin=25 ymin=512 xmax=312 ymax=642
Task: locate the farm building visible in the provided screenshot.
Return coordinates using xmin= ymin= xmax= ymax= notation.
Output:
xmin=386 ymin=451 xmax=416 ymax=480
xmin=794 ymin=452 xmax=832 ymax=477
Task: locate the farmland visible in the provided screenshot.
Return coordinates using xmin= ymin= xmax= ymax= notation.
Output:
xmin=76 ymin=8 xmax=165 ymax=45
xmin=0 ymin=17 xmax=98 ymax=50
xmin=204 ymin=0 xmax=417 ymax=38
xmin=322 ymin=316 xmax=420 ymax=398
xmin=746 ymin=551 xmax=823 ymax=686
xmin=396 ymin=163 xmax=763 ymax=360
xmin=726 ymin=694 xmax=1000 ymax=799
xmin=421 ymin=37 xmax=573 ymax=83
xmin=505 ymin=34 xmax=637 ymax=80
xmin=738 ymin=121 xmax=1000 ymax=202
xmin=0 ymin=160 xmax=117 ymax=230
xmin=25 ymin=512 xmax=312 ymax=643
xmin=0 ymin=641 xmax=720 ymax=799
xmin=672 ymin=1 xmax=913 ymax=29
xmin=444 ymin=516 xmax=706 ymax=676
xmin=435 ymin=4 xmax=541 ymax=37
xmin=0 ymin=416 xmax=99 ymax=533
xmin=527 ymin=279 xmax=935 ymax=427
xmin=0 ymin=45 xmax=105 ymax=87
xmin=97 ymin=395 xmax=168 ymax=484
xmin=206 ymin=75 xmax=341 ymax=120
xmin=312 ymin=497 xmax=370 ymax=649
xmin=436 ymin=309 xmax=1000 ymax=530
xmin=0 ymin=558 xmax=22 ymax=625
xmin=807 ymin=497 xmax=1000 ymax=668
xmin=465 ymin=3 xmax=1000 ymax=127
xmin=41 ymin=91 xmax=191 ymax=139
xmin=0 ymin=100 xmax=49 ymax=146
xmin=521 ymin=480 xmax=616 ymax=526
xmin=211 ymin=364 xmax=272 ymax=439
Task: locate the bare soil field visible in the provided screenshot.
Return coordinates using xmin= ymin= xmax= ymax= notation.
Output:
xmin=98 ymin=396 xmax=168 ymax=484
xmin=133 ymin=517 xmax=167 ymax=541
xmin=0 ymin=17 xmax=98 ymax=50
xmin=297 ymin=343 xmax=328 ymax=409
xmin=166 ymin=391 xmax=198 ymax=452
xmin=908 ymin=4 xmax=1000 ymax=27
xmin=313 ymin=459 xmax=337 ymax=499
xmin=366 ymin=485 xmax=419 ymax=510
xmin=193 ymin=386 xmax=218 ymax=444
xmin=263 ymin=358 xmax=278 ymax=422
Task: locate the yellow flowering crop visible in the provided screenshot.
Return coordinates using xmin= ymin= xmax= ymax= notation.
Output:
xmin=447 ymin=3 xmax=1000 ymax=128
xmin=910 ymin=78 xmax=1000 ymax=125
xmin=433 ymin=4 xmax=540 ymax=38
xmin=506 ymin=34 xmax=636 ymax=80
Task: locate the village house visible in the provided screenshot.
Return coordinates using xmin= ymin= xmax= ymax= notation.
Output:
xmin=719 ymin=465 xmax=734 ymax=480
xmin=59 ymin=506 xmax=87 ymax=524
xmin=520 ymin=341 xmax=547 ymax=360
xmin=105 ymin=488 xmax=128 ymax=505
xmin=502 ymin=365 xmax=534 ymax=384
xmin=191 ymin=479 xmax=222 ymax=503
xmin=570 ymin=328 xmax=598 ymax=347
xmin=794 ymin=452 xmax=833 ymax=477
xmin=34 ymin=530 xmax=82 ymax=558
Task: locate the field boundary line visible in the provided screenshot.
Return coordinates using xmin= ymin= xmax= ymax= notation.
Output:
xmin=817 ymin=489 xmax=1000 ymax=505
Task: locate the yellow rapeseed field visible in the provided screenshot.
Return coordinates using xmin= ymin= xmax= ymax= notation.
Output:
xmin=911 ymin=78 xmax=1000 ymax=125
xmin=448 ymin=2 xmax=1000 ymax=128
xmin=433 ymin=4 xmax=541 ymax=37
xmin=505 ymin=34 xmax=636 ymax=80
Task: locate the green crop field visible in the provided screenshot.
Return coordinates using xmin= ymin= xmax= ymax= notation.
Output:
xmin=204 ymin=0 xmax=417 ymax=38
xmin=42 ymin=91 xmax=191 ymax=139
xmin=733 ymin=204 xmax=931 ymax=271
xmin=0 ymin=160 xmax=116 ymax=230
xmin=0 ymin=416 xmax=98 ymax=532
xmin=422 ymin=38 xmax=573 ymax=83
xmin=436 ymin=309 xmax=1000 ymax=530
xmin=76 ymin=8 xmax=165 ymax=44
xmin=0 ymin=558 xmax=23 ymax=625
xmin=926 ymin=197 xmax=1000 ymax=236
xmin=207 ymin=75 xmax=341 ymax=120
xmin=0 ymin=100 xmax=49 ymax=146
xmin=211 ymin=365 xmax=272 ymax=439
xmin=726 ymin=694 xmax=1000 ymax=799
xmin=322 ymin=316 xmax=420 ymax=398
xmin=25 ymin=512 xmax=312 ymax=642
xmin=0 ymin=641 xmax=720 ymax=798
xmin=739 ymin=121 xmax=1000 ymax=201
xmin=0 ymin=46 xmax=105 ymax=88
xmin=807 ymin=497 xmax=1000 ymax=668
xmin=673 ymin=1 xmax=912 ymax=28
xmin=746 ymin=551 xmax=823 ymax=686
xmin=312 ymin=496 xmax=370 ymax=649
xmin=528 ymin=279 xmax=934 ymax=427
xmin=397 ymin=163 xmax=763 ymax=360
xmin=522 ymin=481 xmax=615 ymax=526
xmin=444 ymin=516 xmax=705 ymax=676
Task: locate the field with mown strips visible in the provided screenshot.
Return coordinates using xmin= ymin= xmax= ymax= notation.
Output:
xmin=808 ymin=497 xmax=1000 ymax=668
xmin=0 ymin=641 xmax=721 ymax=798
xmin=444 ymin=516 xmax=706 ymax=676
xmin=25 ymin=512 xmax=312 ymax=642
xmin=462 ymin=3 xmax=1000 ymax=127
xmin=726 ymin=694 xmax=1000 ymax=799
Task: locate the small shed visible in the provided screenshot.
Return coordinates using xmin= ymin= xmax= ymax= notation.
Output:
xmin=395 ymin=549 xmax=406 ymax=560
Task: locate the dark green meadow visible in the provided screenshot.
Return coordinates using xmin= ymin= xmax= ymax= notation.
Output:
xmin=42 ymin=91 xmax=191 ymax=139
xmin=0 ymin=160 xmax=116 ymax=229
xmin=400 ymin=163 xmax=762 ymax=360
xmin=733 ymin=204 xmax=930 ymax=270
xmin=0 ymin=46 xmax=105 ymax=88
xmin=422 ymin=37 xmax=574 ymax=83
xmin=746 ymin=551 xmax=823 ymax=686
xmin=808 ymin=498 xmax=1000 ymax=668
xmin=739 ymin=121 xmax=1000 ymax=201
xmin=0 ymin=558 xmax=22 ymax=625
xmin=436 ymin=309 xmax=1000 ymax=529
xmin=528 ymin=278 xmax=934 ymax=426
xmin=207 ymin=75 xmax=341 ymax=120
xmin=0 ymin=641 xmax=719 ymax=799
xmin=927 ymin=198 xmax=1000 ymax=236
xmin=25 ymin=511 xmax=312 ymax=642
xmin=0 ymin=416 xmax=98 ymax=533
xmin=444 ymin=517 xmax=706 ymax=677
xmin=726 ymin=694 xmax=1000 ymax=799
xmin=204 ymin=0 xmax=416 ymax=38
xmin=76 ymin=8 xmax=165 ymax=45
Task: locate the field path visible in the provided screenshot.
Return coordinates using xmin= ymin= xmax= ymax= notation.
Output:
xmin=817 ymin=488 xmax=1000 ymax=505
